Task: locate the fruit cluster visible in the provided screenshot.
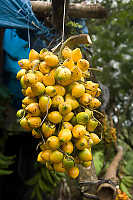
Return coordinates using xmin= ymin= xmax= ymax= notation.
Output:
xmin=16 ymin=46 xmax=102 ymax=179
xmin=115 ymin=189 xmax=130 ymax=200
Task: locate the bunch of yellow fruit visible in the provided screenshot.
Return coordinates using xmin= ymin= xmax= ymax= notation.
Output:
xmin=16 ymin=46 xmax=102 ymax=179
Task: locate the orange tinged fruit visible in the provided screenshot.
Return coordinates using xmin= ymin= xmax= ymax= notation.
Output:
xmin=25 ymin=87 xmax=36 ymax=98
xmin=43 ymin=69 xmax=55 ymax=86
xmin=41 ymin=149 xmax=52 ymax=161
xmin=80 ymin=93 xmax=93 ymax=106
xmin=63 ymin=58 xmax=74 ymax=70
xmin=52 ymin=95 xmax=64 ymax=108
xmin=45 ymin=53 xmax=59 ymax=67
xmin=78 ymin=148 xmax=92 ymax=161
xmin=60 ymin=79 xmax=73 ymax=86
xmin=82 ymin=161 xmax=92 ymax=168
xmin=90 ymin=133 xmax=101 ymax=145
xmin=31 ymin=59 xmax=40 ymax=70
xmin=87 ymin=119 xmax=98 ymax=132
xmin=85 ymin=81 xmax=99 ymax=92
xmin=48 ymin=111 xmax=62 ymax=124
xmin=72 ymin=83 xmax=85 ymax=98
xmin=34 ymin=71 xmax=44 ymax=82
xmin=62 ymin=46 xmax=72 ymax=59
xmin=59 ymin=102 xmax=72 ymax=115
xmin=42 ymin=123 xmax=55 ymax=138
xmin=65 ymin=94 xmax=79 ymax=110
xmin=32 ymin=82 xmax=46 ymax=96
xmin=18 ymin=59 xmax=31 ymax=70
xmin=62 ymin=141 xmax=74 ymax=154
xmin=53 ymin=162 xmax=66 ymax=173
xmin=63 ymin=157 xmax=74 ymax=169
xmin=29 ymin=49 xmax=39 ymax=61
xmin=39 ymin=96 xmax=52 ymax=113
xmin=25 ymin=103 xmax=41 ymax=116
xmin=46 ymin=136 xmax=60 ymax=150
xmin=39 ymin=48 xmax=48 ymax=60
xmin=54 ymin=85 xmax=65 ymax=96
xmin=50 ymin=150 xmax=63 ymax=163
xmin=32 ymin=129 xmax=41 ymax=138
xmin=89 ymin=98 xmax=101 ymax=108
xmin=75 ymin=137 xmax=88 ymax=150
xmin=28 ymin=116 xmax=41 ymax=128
xmin=45 ymin=86 xmax=56 ymax=97
xmin=76 ymin=112 xmax=89 ymax=125
xmin=68 ymin=167 xmax=79 ymax=179
xmin=58 ymin=129 xmax=72 ymax=143
xmin=62 ymin=122 xmax=73 ymax=131
xmin=39 ymin=61 xmax=51 ymax=74
xmin=63 ymin=112 xmax=74 ymax=122
xmin=37 ymin=151 xmax=45 ymax=163
xmin=20 ymin=117 xmax=32 ymax=131
xmin=22 ymin=96 xmax=37 ymax=106
xmin=24 ymin=72 xmax=38 ymax=86
xmin=16 ymin=69 xmax=26 ymax=80
xmin=72 ymin=125 xmax=86 ymax=138
xmin=21 ymin=89 xmax=26 ymax=96
xmin=71 ymin=65 xmax=82 ymax=81
xmin=77 ymin=59 xmax=89 ymax=72
xmin=55 ymin=66 xmax=71 ymax=85
xmin=72 ymin=48 xmax=82 ymax=63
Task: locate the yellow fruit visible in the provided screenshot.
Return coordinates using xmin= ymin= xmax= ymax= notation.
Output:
xmin=50 ymin=150 xmax=63 ymax=163
xmin=16 ymin=69 xmax=26 ymax=80
xmin=42 ymin=123 xmax=55 ymax=138
xmin=58 ymin=129 xmax=72 ymax=143
xmin=78 ymin=148 xmax=92 ymax=161
xmin=72 ymin=48 xmax=82 ymax=63
xmin=45 ymin=53 xmax=59 ymax=67
xmin=39 ymin=48 xmax=48 ymax=60
xmin=55 ymin=66 xmax=71 ymax=85
xmin=80 ymin=93 xmax=93 ymax=106
xmin=59 ymin=102 xmax=72 ymax=115
xmin=82 ymin=161 xmax=92 ymax=168
xmin=31 ymin=59 xmax=40 ymax=70
xmin=22 ymin=96 xmax=37 ymax=106
xmin=22 ymin=104 xmax=26 ymax=108
xmin=53 ymin=162 xmax=66 ymax=172
xmin=62 ymin=141 xmax=73 ymax=154
xmin=63 ymin=157 xmax=74 ymax=169
xmin=25 ymin=87 xmax=36 ymax=98
xmin=52 ymin=95 xmax=64 ymax=108
xmin=18 ymin=59 xmax=31 ymax=70
xmin=76 ymin=112 xmax=89 ymax=125
xmin=63 ymin=58 xmax=74 ymax=70
xmin=85 ymin=109 xmax=93 ymax=119
xmin=45 ymin=86 xmax=56 ymax=97
xmin=86 ymin=119 xmax=98 ymax=132
xmin=60 ymin=79 xmax=73 ymax=86
xmin=21 ymin=89 xmax=26 ymax=96
xmin=89 ymin=98 xmax=101 ymax=108
xmin=39 ymin=61 xmax=51 ymax=74
xmin=41 ymin=149 xmax=52 ymax=161
xmin=72 ymin=125 xmax=86 ymax=138
xmin=37 ymin=151 xmax=45 ymax=163
xmin=43 ymin=69 xmax=55 ymax=86
xmin=95 ymin=88 xmax=101 ymax=97
xmin=34 ymin=71 xmax=44 ymax=83
xmin=32 ymin=129 xmax=41 ymax=138
xmin=46 ymin=136 xmax=60 ymax=150
xmin=68 ymin=167 xmax=79 ymax=179
xmin=29 ymin=49 xmax=39 ymax=61
xmin=65 ymin=94 xmax=79 ymax=110
xmin=77 ymin=59 xmax=89 ymax=72
xmin=20 ymin=76 xmax=27 ymax=89
xmin=85 ymin=81 xmax=99 ymax=92
xmin=71 ymin=65 xmax=82 ymax=81
xmin=62 ymin=122 xmax=73 ymax=131
xmin=20 ymin=117 xmax=32 ymax=131
xmin=24 ymin=72 xmax=38 ymax=86
xmin=62 ymin=46 xmax=72 ymax=59
xmin=72 ymin=83 xmax=85 ymax=98
xmin=32 ymin=82 xmax=46 ymax=96
xmin=39 ymin=96 xmax=52 ymax=113
xmin=48 ymin=111 xmax=62 ymax=124
xmin=75 ymin=137 xmax=88 ymax=150
xmin=54 ymin=85 xmax=66 ymax=96
xmin=63 ymin=112 xmax=74 ymax=122
xmin=16 ymin=109 xmax=25 ymax=119
xmin=28 ymin=117 xmax=41 ymax=128
xmin=90 ymin=133 xmax=101 ymax=145
xmin=25 ymin=103 xmax=41 ymax=116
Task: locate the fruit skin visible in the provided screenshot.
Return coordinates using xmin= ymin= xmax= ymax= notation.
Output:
xmin=16 ymin=69 xmax=26 ymax=80
xmin=89 ymin=97 xmax=101 ymax=109
xmin=76 ymin=112 xmax=89 ymax=125
xmin=52 ymin=95 xmax=64 ymax=108
xmin=63 ymin=112 xmax=74 ymax=122
xmin=20 ymin=117 xmax=32 ymax=131
xmin=62 ymin=122 xmax=73 ymax=131
xmin=87 ymin=119 xmax=98 ymax=132
xmin=37 ymin=151 xmax=45 ymax=163
xmin=18 ymin=59 xmax=31 ymax=70
xmin=72 ymin=124 xmax=86 ymax=138
xmin=29 ymin=49 xmax=39 ymax=61
xmin=75 ymin=137 xmax=88 ymax=150
xmin=68 ymin=167 xmax=79 ymax=179
xmin=55 ymin=66 xmax=71 ymax=85
xmin=31 ymin=82 xmax=46 ymax=96
xmin=63 ymin=59 xmax=74 ymax=70
xmin=43 ymin=69 xmax=55 ymax=86
xmin=39 ymin=96 xmax=52 ymax=113
xmin=41 ymin=149 xmax=52 ymax=161
xmin=46 ymin=136 xmax=60 ymax=150
xmin=27 ymin=117 xmax=41 ymax=128
xmin=61 ymin=141 xmax=74 ymax=154
xmin=59 ymin=102 xmax=72 ymax=116
xmin=90 ymin=133 xmax=101 ymax=145
xmin=72 ymin=48 xmax=82 ymax=63
xmin=32 ymin=129 xmax=41 ymax=138
xmin=54 ymin=85 xmax=66 ymax=96
xmin=65 ymin=94 xmax=79 ymax=110
xmin=72 ymin=83 xmax=85 ymax=98
xmin=45 ymin=53 xmax=59 ymax=67
xmin=25 ymin=103 xmax=41 ymax=116
xmin=58 ymin=129 xmax=72 ymax=143
xmin=48 ymin=111 xmax=62 ymax=124
xmin=80 ymin=93 xmax=93 ymax=106
xmin=71 ymin=65 xmax=82 ymax=82
xmin=77 ymin=59 xmax=90 ymax=72
xmin=63 ymin=157 xmax=74 ymax=169
xmin=45 ymin=86 xmax=56 ymax=97
xmin=53 ymin=162 xmax=66 ymax=172
xmin=24 ymin=72 xmax=38 ymax=86
xmin=85 ymin=81 xmax=99 ymax=91
xmin=34 ymin=71 xmax=44 ymax=83
xmin=22 ymin=96 xmax=37 ymax=106
xmin=78 ymin=148 xmax=92 ymax=162
xmin=39 ymin=61 xmax=51 ymax=74
xmin=62 ymin=46 xmax=72 ymax=59
xmin=42 ymin=123 xmax=55 ymax=138
xmin=50 ymin=150 xmax=63 ymax=163
xmin=16 ymin=109 xmax=25 ymax=119
xmin=82 ymin=161 xmax=92 ymax=168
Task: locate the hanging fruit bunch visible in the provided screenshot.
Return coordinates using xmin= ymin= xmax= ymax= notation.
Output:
xmin=16 ymin=35 xmax=102 ymax=179
xmin=115 ymin=189 xmax=131 ymax=200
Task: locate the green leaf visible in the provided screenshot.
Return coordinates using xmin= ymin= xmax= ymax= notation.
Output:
xmin=0 ymin=169 xmax=13 ymax=175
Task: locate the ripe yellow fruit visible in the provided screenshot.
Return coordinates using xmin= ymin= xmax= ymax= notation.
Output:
xmin=86 ymin=119 xmax=98 ymax=132
xmin=72 ymin=124 xmax=86 ymax=138
xmin=72 ymin=83 xmax=85 ymax=98
xmin=25 ymin=103 xmax=41 ymax=116
xmin=77 ymin=59 xmax=89 ymax=72
xmin=50 ymin=150 xmax=63 ymax=163
xmin=48 ymin=111 xmax=62 ymax=124
xmin=34 ymin=71 xmax=44 ymax=83
xmin=39 ymin=96 xmax=52 ymax=113
xmin=89 ymin=97 xmax=101 ymax=108
xmin=71 ymin=65 xmax=82 ymax=81
xmin=76 ymin=112 xmax=89 ymax=125
xmin=28 ymin=117 xmax=41 ymax=128
xmin=62 ymin=122 xmax=73 ymax=131
xmin=55 ymin=66 xmax=71 ymax=85
xmin=59 ymin=102 xmax=72 ymax=115
xmin=24 ymin=72 xmax=38 ymax=86
xmin=62 ymin=46 xmax=72 ymax=59
xmin=72 ymin=48 xmax=82 ymax=63
xmin=22 ymin=96 xmax=37 ymax=106
xmin=43 ymin=69 xmax=55 ymax=86
xmin=63 ymin=58 xmax=74 ymax=70
xmin=25 ymin=87 xmax=36 ymax=98
xmin=80 ymin=93 xmax=93 ymax=106
xmin=39 ymin=61 xmax=51 ymax=74
xmin=90 ymin=133 xmax=101 ymax=145
xmin=58 ymin=129 xmax=72 ymax=143
xmin=30 ymin=59 xmax=40 ymax=71
xmin=20 ymin=76 xmax=27 ymax=89
xmin=20 ymin=117 xmax=32 ymax=131
xmin=46 ymin=136 xmax=60 ymax=150
xmin=85 ymin=81 xmax=99 ymax=92
xmin=68 ymin=167 xmax=79 ymax=179
xmin=65 ymin=94 xmax=79 ymax=110
xmin=37 ymin=151 xmax=45 ymax=163
xmin=45 ymin=53 xmax=59 ymax=67
xmin=78 ymin=148 xmax=92 ymax=162
xmin=45 ymin=86 xmax=56 ymax=97
xmin=75 ymin=137 xmax=88 ymax=150
xmin=32 ymin=129 xmax=41 ymax=138
xmin=39 ymin=48 xmax=48 ymax=60
xmin=54 ymin=85 xmax=66 ymax=96
xmin=32 ymin=82 xmax=46 ymax=96
xmin=18 ymin=59 xmax=31 ymax=70
xmin=63 ymin=112 xmax=74 ymax=122
xmin=62 ymin=141 xmax=74 ymax=154
xmin=52 ymin=95 xmax=64 ymax=108
xmin=16 ymin=69 xmax=26 ymax=80
xmin=41 ymin=149 xmax=52 ymax=161
xmin=42 ymin=123 xmax=55 ymax=138
xmin=29 ymin=49 xmax=39 ymax=61
xmin=53 ymin=162 xmax=66 ymax=172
